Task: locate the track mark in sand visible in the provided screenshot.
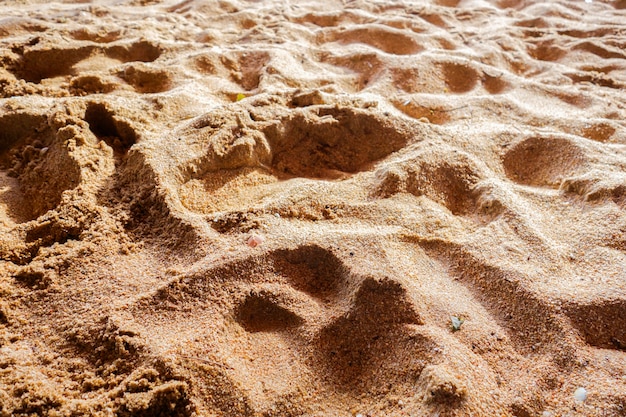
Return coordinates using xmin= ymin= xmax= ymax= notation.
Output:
xmin=560 ymin=171 xmax=626 ymax=204
xmin=502 ymin=135 xmax=589 ymax=188
xmin=85 ymin=102 xmax=138 ymax=154
xmin=495 ymin=0 xmax=527 ymax=9
xmin=9 ymin=39 xmax=162 ymax=86
xmin=564 ymin=298 xmax=626 ymax=351
xmin=391 ymin=60 xmax=510 ymax=99
xmin=419 ymin=242 xmax=577 ymax=355
xmin=118 ymin=63 xmax=172 ymax=93
xmin=439 ymin=61 xmax=479 ymax=93
xmin=0 ymin=111 xmax=80 ymax=222
xmin=372 ymin=149 xmax=501 ymax=223
xmin=272 ymin=244 xmax=347 ymax=300
xmin=319 ymin=24 xmax=424 ymax=55
xmin=528 ymin=40 xmax=567 ymax=62
xmin=267 ymin=105 xmax=410 ymax=178
xmin=0 ymin=171 xmax=30 ymax=226
xmin=0 ymin=103 xmax=150 ymax=264
xmin=314 ymin=277 xmax=423 ymax=389
xmin=123 ymin=244 xmax=434 ymax=410
xmin=435 ymin=0 xmax=461 ymax=7
xmin=393 ymin=101 xmax=452 ymax=124
xmin=104 ymin=40 xmax=162 ymax=63
xmin=13 ymin=44 xmax=95 ymax=83
xmin=482 ymin=71 xmax=511 ymax=94
xmin=192 ymin=50 xmax=270 ymax=91
xmin=572 ymin=40 xmax=626 ymax=61
xmin=69 ymin=27 xmax=121 ymax=43
xmin=320 ymin=51 xmax=385 ymax=91
xmin=292 ymin=10 xmax=367 ymax=27
xmin=58 ymin=316 xmax=193 ymax=417
xmin=0 ymin=112 xmax=47 ymax=154
xmin=177 ymin=98 xmax=414 ymax=215
xmin=235 ymin=290 xmax=304 ymax=333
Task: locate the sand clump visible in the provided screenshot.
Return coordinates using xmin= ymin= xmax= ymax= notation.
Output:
xmin=0 ymin=0 xmax=625 ymax=416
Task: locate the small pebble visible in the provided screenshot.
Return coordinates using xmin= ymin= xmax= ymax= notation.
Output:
xmin=247 ymin=234 xmax=264 ymax=248
xmin=574 ymin=387 xmax=588 ymax=402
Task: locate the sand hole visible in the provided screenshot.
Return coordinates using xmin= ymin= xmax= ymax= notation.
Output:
xmin=418 ymin=12 xmax=448 ymax=28
xmin=180 ymin=167 xmax=277 ymax=215
xmin=0 ymin=17 xmax=47 ymax=38
xmin=85 ymin=103 xmax=137 ymax=153
xmin=324 ymin=25 xmax=423 ymax=55
xmin=236 ymin=51 xmax=270 ymax=91
xmin=393 ymin=102 xmax=451 ymax=124
xmin=406 ymin=161 xmax=482 ymax=216
xmin=235 ymin=292 xmax=304 ymax=333
xmin=439 ymin=62 xmax=479 ymax=93
xmin=192 ymin=50 xmax=268 ymax=91
xmin=391 ymin=67 xmax=422 ymax=94
xmin=70 ymin=74 xmax=119 ymax=95
xmin=566 ymin=72 xmax=620 ymax=89
xmin=0 ymin=171 xmax=31 ymax=224
xmin=580 ymin=122 xmax=616 ymax=143
xmin=294 ymin=12 xmax=345 ymax=27
xmin=322 ymin=51 xmax=384 ymax=91
xmin=515 ymin=17 xmax=550 ymax=28
xmin=272 ymin=245 xmax=347 ymax=300
xmin=565 ymin=299 xmax=626 ymax=351
xmin=351 ymin=278 xmax=422 ymax=325
xmin=0 ymin=113 xmax=46 ymax=154
xmin=0 ymin=112 xmax=82 ymax=221
xmin=497 ymin=0 xmax=526 ymax=9
xmin=13 ymin=268 xmax=48 ymax=288
xmin=266 ymin=106 xmax=410 ymax=178
xmin=119 ymin=64 xmax=172 ymax=93
xmin=16 ymin=45 xmax=94 ymax=83
xmin=374 ymin=151 xmax=485 ymax=217
xmin=417 ymin=365 xmax=467 ymax=405
xmin=106 ymin=40 xmax=162 ymax=63
xmin=503 ymin=136 xmax=588 ymax=187
xmin=573 ymin=41 xmax=626 ymax=60
xmin=436 ymin=0 xmax=461 ymax=7
xmin=528 ymin=42 xmax=567 ymax=62
xmin=483 ymin=73 xmax=511 ymax=94
xmin=315 ymin=278 xmax=422 ymax=387
xmin=69 ymin=28 xmax=121 ymax=43
xmin=424 ymin=248 xmax=570 ymax=352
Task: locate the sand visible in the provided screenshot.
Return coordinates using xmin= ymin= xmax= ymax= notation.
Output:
xmin=0 ymin=0 xmax=625 ymax=416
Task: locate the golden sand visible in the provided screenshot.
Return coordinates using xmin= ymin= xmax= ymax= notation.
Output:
xmin=0 ymin=0 xmax=625 ymax=416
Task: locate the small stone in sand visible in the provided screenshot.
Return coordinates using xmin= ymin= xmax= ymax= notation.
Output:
xmin=574 ymin=387 xmax=588 ymax=402
xmin=247 ymin=234 xmax=264 ymax=247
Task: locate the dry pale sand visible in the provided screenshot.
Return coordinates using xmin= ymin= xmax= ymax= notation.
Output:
xmin=0 ymin=0 xmax=625 ymax=416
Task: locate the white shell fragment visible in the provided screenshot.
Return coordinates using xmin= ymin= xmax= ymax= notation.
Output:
xmin=574 ymin=387 xmax=588 ymax=402
xmin=247 ymin=234 xmax=265 ymax=248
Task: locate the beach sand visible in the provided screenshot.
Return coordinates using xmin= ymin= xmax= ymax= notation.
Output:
xmin=0 ymin=0 xmax=625 ymax=415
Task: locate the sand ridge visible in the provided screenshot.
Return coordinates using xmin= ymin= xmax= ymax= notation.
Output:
xmin=0 ymin=0 xmax=625 ymax=416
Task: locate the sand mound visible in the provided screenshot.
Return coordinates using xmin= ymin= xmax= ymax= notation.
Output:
xmin=0 ymin=0 xmax=625 ymax=416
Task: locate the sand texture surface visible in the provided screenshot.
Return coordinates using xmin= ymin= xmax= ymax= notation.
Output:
xmin=1 ymin=0 xmax=625 ymax=415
